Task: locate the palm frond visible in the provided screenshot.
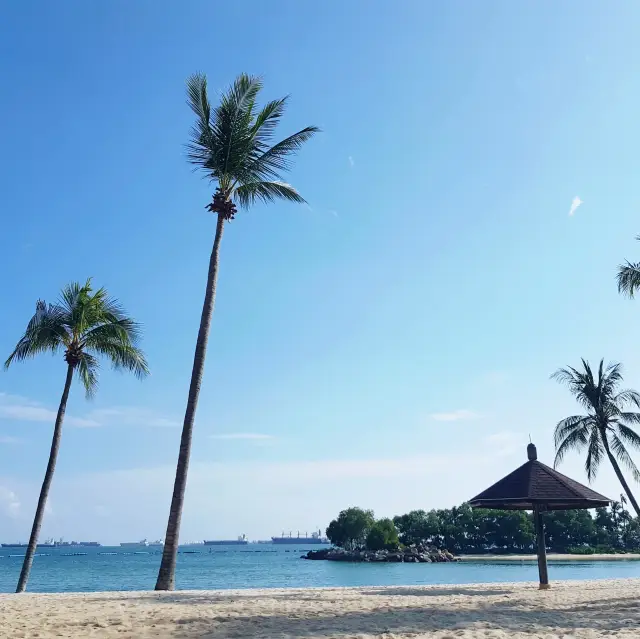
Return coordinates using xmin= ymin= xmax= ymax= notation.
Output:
xmin=82 ymin=317 xmax=143 ymax=349
xmin=76 ymin=353 xmax=99 ymax=399
xmin=185 ymin=72 xmax=317 ymax=210
xmin=238 ymin=126 xmax=320 ymax=184
xmin=251 ymin=97 xmax=288 ymax=145
xmin=7 ymin=281 xmax=148 ymax=397
xmin=585 ymin=426 xmax=605 ymax=482
xmin=186 ymin=73 xmax=215 ymax=169
xmin=554 ymin=424 xmax=590 ymax=467
xmin=89 ymin=338 xmax=149 ymax=380
xmin=4 ymin=300 xmax=68 ymax=368
xmin=210 ymin=74 xmax=263 ymax=180
xmin=552 ymin=366 xmax=596 ymax=413
xmin=618 ymin=261 xmax=640 ymax=298
xmin=615 ymin=389 xmax=640 ymax=409
xmin=601 ymin=361 xmax=624 ymax=398
xmin=554 ymin=415 xmax=591 ymax=448
xmin=234 ymin=180 xmax=306 ymax=208
xmin=186 ymin=72 xmax=211 ymax=124
xmin=610 ymin=433 xmax=640 ymax=482
xmin=616 ymin=423 xmax=640 ymax=450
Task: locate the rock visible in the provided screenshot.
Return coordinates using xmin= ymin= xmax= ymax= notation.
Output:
xmin=302 ymin=549 xmax=331 ymax=560
xmin=302 ymin=542 xmax=457 ymax=563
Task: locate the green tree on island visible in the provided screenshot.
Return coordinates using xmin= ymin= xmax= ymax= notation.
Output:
xmin=5 ymin=280 xmax=148 ymax=592
xmin=326 ymin=507 xmax=375 ymax=550
xmin=332 ymin=503 xmax=639 ymax=554
xmin=366 ymin=518 xmax=399 ymax=551
xmin=155 ymin=73 xmax=318 ymax=590
xmin=552 ymin=359 xmax=640 ymax=517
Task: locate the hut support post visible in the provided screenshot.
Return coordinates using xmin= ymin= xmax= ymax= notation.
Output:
xmin=534 ymin=505 xmax=549 ymax=590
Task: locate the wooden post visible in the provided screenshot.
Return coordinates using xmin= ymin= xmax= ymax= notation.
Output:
xmin=534 ymin=505 xmax=549 ymax=590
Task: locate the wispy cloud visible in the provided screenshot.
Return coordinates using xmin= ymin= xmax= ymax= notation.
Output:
xmin=484 ymin=431 xmax=521 ymax=457
xmin=0 ymin=393 xmax=177 ymax=429
xmin=328 ymin=209 xmax=339 ymax=218
xmin=348 ymin=156 xmax=354 ymax=168
xmin=210 ymin=433 xmax=274 ymax=440
xmin=0 ymin=436 xmax=23 ymax=444
xmin=0 ymin=486 xmax=20 ymax=518
xmin=429 ymin=409 xmax=479 ymax=422
xmin=569 ymin=196 xmax=583 ymax=217
xmin=87 ymin=407 xmax=180 ymax=429
xmin=0 ymin=393 xmax=99 ymax=428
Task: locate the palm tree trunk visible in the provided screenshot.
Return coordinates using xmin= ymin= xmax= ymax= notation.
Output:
xmin=155 ymin=213 xmax=225 ymax=591
xmin=16 ymin=363 xmax=74 ymax=593
xmin=604 ymin=447 xmax=640 ymax=518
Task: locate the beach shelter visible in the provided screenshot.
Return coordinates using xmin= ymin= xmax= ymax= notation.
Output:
xmin=468 ymin=443 xmax=610 ymax=589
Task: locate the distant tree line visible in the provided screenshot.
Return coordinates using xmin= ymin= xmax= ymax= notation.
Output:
xmin=326 ymin=502 xmax=640 ymax=554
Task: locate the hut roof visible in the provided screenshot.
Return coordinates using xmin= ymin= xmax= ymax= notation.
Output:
xmin=469 ymin=444 xmax=610 ymax=511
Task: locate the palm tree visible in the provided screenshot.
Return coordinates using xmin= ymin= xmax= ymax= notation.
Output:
xmin=5 ymin=280 xmax=148 ymax=592
xmin=552 ymin=359 xmax=640 ymax=517
xmin=617 ymin=236 xmax=640 ymax=297
xmin=154 ymin=73 xmax=318 ymax=591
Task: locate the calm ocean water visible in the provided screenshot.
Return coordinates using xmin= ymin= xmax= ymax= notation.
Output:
xmin=2 ymin=545 xmax=640 ymax=593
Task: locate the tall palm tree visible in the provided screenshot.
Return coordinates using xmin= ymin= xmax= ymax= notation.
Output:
xmin=617 ymin=236 xmax=640 ymax=297
xmin=155 ymin=73 xmax=318 ymax=590
xmin=552 ymin=359 xmax=640 ymax=517
xmin=5 ymin=280 xmax=148 ymax=592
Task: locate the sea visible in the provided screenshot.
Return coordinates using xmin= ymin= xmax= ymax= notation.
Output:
xmin=2 ymin=544 xmax=640 ymax=593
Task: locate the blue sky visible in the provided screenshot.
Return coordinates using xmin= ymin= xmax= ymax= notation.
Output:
xmin=2 ymin=1 xmax=640 ymax=543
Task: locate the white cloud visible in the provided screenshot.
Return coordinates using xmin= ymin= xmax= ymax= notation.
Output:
xmin=429 ymin=409 xmax=479 ymax=422
xmin=328 ymin=209 xmax=339 ymax=218
xmin=484 ymin=431 xmax=521 ymax=457
xmin=86 ymin=407 xmax=180 ymax=428
xmin=0 ymin=436 xmax=23 ymax=444
xmin=348 ymin=156 xmax=354 ymax=168
xmin=209 ymin=433 xmax=274 ymax=440
xmin=0 ymin=393 xmax=178 ymax=429
xmin=1 ymin=434 xmax=625 ymax=543
xmin=0 ymin=393 xmax=99 ymax=428
xmin=0 ymin=486 xmax=20 ymax=518
xmin=569 ymin=196 xmax=583 ymax=217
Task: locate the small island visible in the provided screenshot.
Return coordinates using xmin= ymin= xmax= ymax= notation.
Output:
xmin=304 ymin=502 xmax=640 ymax=563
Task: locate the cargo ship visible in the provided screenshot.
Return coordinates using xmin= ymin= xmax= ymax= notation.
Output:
xmin=2 ymin=538 xmax=56 ymax=548
xmin=120 ymin=539 xmax=149 ymax=548
xmin=54 ymin=539 xmax=101 ymax=547
xmin=271 ymin=530 xmax=328 ymax=544
xmin=204 ymin=534 xmax=248 ymax=546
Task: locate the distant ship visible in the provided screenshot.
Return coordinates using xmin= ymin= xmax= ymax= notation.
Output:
xmin=204 ymin=534 xmax=248 ymax=546
xmin=54 ymin=539 xmax=101 ymax=547
xmin=2 ymin=537 xmax=56 ymax=549
xmin=120 ymin=539 xmax=149 ymax=548
xmin=148 ymin=539 xmax=164 ymax=548
xmin=271 ymin=530 xmax=328 ymax=544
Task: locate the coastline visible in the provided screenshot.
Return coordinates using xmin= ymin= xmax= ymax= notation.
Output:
xmin=2 ymin=578 xmax=639 ymax=637
xmin=459 ymin=553 xmax=640 ymax=562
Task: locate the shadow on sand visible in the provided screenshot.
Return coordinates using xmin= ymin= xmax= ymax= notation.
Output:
xmin=75 ymin=587 xmax=640 ymax=638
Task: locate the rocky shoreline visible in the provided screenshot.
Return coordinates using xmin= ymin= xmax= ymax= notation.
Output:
xmin=302 ymin=543 xmax=458 ymax=563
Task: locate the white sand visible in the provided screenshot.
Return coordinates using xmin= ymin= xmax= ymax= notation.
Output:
xmin=2 ymin=579 xmax=640 ymax=638
xmin=459 ymin=553 xmax=640 ymax=561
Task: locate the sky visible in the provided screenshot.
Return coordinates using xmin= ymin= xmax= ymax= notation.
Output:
xmin=2 ymin=1 xmax=640 ymax=544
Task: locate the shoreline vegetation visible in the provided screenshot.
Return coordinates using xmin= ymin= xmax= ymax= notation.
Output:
xmin=1 ymin=579 xmax=639 ymax=638
xmin=322 ymin=504 xmax=640 ymax=561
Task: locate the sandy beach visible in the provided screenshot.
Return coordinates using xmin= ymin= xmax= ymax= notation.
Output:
xmin=458 ymin=553 xmax=640 ymax=561
xmin=1 ymin=578 xmax=639 ymax=638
